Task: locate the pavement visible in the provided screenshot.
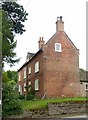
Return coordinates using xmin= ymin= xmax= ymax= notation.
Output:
xmin=1 ymin=115 xmax=87 ymax=120
xmin=66 ymin=115 xmax=87 ymax=118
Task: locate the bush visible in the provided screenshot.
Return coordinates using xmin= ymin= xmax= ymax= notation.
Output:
xmin=2 ymin=83 xmax=23 ymax=116
xmin=25 ymin=86 xmax=35 ymax=100
xmin=18 ymin=94 xmax=25 ymax=100
xmin=26 ymin=92 xmax=35 ymax=100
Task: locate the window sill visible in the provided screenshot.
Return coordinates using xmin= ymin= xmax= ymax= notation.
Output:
xmin=35 ymin=89 xmax=39 ymax=91
xmin=35 ymin=71 xmax=39 ymax=74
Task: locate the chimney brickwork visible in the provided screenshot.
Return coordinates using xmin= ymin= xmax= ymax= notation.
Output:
xmin=56 ymin=16 xmax=64 ymax=32
xmin=38 ymin=37 xmax=45 ymax=50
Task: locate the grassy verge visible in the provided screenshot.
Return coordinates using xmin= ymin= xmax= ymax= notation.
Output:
xmin=21 ymin=97 xmax=87 ymax=110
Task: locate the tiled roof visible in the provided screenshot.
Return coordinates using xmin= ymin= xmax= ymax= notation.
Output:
xmin=18 ymin=49 xmax=43 ymax=72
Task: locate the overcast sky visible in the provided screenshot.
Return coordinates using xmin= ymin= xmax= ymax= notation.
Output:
xmin=4 ymin=0 xmax=87 ymax=71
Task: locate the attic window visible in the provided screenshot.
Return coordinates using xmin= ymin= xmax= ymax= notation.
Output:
xmin=55 ymin=43 xmax=62 ymax=52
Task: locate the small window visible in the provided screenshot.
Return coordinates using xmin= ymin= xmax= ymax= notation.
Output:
xmin=19 ymin=85 xmax=22 ymax=95
xmin=29 ymin=67 xmax=31 ymax=74
xmin=24 ymin=67 xmax=26 ymax=79
xmin=24 ymin=83 xmax=26 ymax=91
xmin=29 ymin=81 xmax=31 ymax=85
xmin=35 ymin=79 xmax=39 ymax=91
xmin=85 ymin=83 xmax=88 ymax=90
xmin=55 ymin=43 xmax=62 ymax=52
xmin=35 ymin=61 xmax=39 ymax=73
xmin=0 ymin=100 xmax=1 ymax=105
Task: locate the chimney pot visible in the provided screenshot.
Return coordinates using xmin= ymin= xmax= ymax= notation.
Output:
xmin=42 ymin=37 xmax=43 ymax=41
xmin=38 ymin=37 xmax=45 ymax=50
xmin=56 ymin=16 xmax=64 ymax=32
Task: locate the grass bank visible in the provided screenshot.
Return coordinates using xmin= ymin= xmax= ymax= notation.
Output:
xmin=21 ymin=97 xmax=87 ymax=110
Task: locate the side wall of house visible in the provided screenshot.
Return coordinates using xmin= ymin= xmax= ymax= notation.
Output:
xmin=18 ymin=67 xmax=26 ymax=95
xmin=27 ymin=51 xmax=44 ymax=98
xmin=43 ymin=32 xmax=80 ymax=98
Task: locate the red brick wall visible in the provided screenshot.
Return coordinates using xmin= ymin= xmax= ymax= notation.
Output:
xmin=18 ymin=31 xmax=80 ymax=98
xmin=27 ymin=51 xmax=44 ymax=98
xmin=18 ymin=51 xmax=45 ymax=97
xmin=43 ymin=31 xmax=80 ymax=98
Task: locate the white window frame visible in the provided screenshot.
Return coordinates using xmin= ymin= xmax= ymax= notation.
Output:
xmin=24 ymin=67 xmax=26 ymax=79
xmin=29 ymin=81 xmax=31 ymax=85
xmin=55 ymin=43 xmax=62 ymax=52
xmin=24 ymin=83 xmax=26 ymax=91
xmin=84 ymin=83 xmax=88 ymax=90
xmin=35 ymin=61 xmax=39 ymax=73
xmin=19 ymin=85 xmax=22 ymax=95
xmin=0 ymin=100 xmax=1 ymax=105
xmin=29 ymin=67 xmax=31 ymax=74
xmin=35 ymin=79 xmax=39 ymax=91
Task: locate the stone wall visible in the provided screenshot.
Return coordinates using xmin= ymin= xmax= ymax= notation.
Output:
xmin=3 ymin=101 xmax=87 ymax=118
xmin=48 ymin=101 xmax=87 ymax=116
xmin=22 ymin=101 xmax=87 ymax=118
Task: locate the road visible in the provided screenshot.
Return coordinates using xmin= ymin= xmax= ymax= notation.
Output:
xmin=1 ymin=115 xmax=87 ymax=120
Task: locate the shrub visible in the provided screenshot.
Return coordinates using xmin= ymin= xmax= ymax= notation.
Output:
xmin=2 ymin=83 xmax=23 ymax=116
xmin=25 ymin=85 xmax=35 ymax=100
xmin=26 ymin=92 xmax=35 ymax=100
xmin=18 ymin=94 xmax=25 ymax=100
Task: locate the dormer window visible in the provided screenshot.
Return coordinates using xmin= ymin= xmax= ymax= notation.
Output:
xmin=55 ymin=43 xmax=62 ymax=52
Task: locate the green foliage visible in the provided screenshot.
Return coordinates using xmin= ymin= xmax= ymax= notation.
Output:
xmin=2 ymin=71 xmax=22 ymax=116
xmin=2 ymin=10 xmax=20 ymax=67
xmin=26 ymin=93 xmax=35 ymax=100
xmin=2 ymin=70 xmax=18 ymax=83
xmin=2 ymin=2 xmax=28 ymax=34
xmin=6 ymin=70 xmax=18 ymax=83
xmin=18 ymin=94 xmax=25 ymax=100
xmin=2 ymin=82 xmax=23 ymax=116
xmin=2 ymin=71 xmax=10 ymax=83
xmin=8 ymin=80 xmax=16 ymax=87
xmin=26 ymin=85 xmax=35 ymax=100
xmin=21 ymin=97 xmax=87 ymax=110
xmin=1 ymin=1 xmax=28 ymax=67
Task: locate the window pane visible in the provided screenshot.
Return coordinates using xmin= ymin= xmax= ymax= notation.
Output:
xmin=24 ymin=67 xmax=26 ymax=79
xmin=35 ymin=61 xmax=39 ymax=73
xmin=55 ymin=43 xmax=62 ymax=52
xmin=29 ymin=67 xmax=31 ymax=74
xmin=35 ymin=79 xmax=39 ymax=90
xmin=24 ymin=83 xmax=26 ymax=91
xmin=19 ymin=85 xmax=22 ymax=95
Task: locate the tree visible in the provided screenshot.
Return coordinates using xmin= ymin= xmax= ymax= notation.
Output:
xmin=2 ymin=10 xmax=20 ymax=67
xmin=2 ymin=82 xmax=22 ymax=116
xmin=2 ymin=71 xmax=22 ymax=116
xmin=1 ymin=2 xmax=28 ymax=67
xmin=2 ymin=2 xmax=28 ymax=34
xmin=6 ymin=70 xmax=18 ymax=83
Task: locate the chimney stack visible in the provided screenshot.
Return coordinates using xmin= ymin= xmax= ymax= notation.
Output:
xmin=56 ymin=16 xmax=64 ymax=32
xmin=38 ymin=37 xmax=45 ymax=50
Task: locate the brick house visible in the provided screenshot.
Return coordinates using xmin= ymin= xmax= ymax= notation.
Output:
xmin=18 ymin=16 xmax=81 ymax=98
xmin=80 ymin=69 xmax=88 ymax=97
